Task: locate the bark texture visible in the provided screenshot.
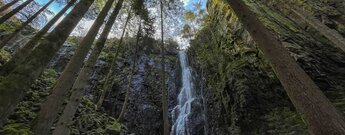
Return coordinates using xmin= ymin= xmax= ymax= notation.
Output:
xmin=160 ymin=0 xmax=169 ymax=134
xmin=117 ymin=15 xmax=136 ymax=122
xmin=0 ymin=0 xmax=34 ymax=24
xmin=53 ymin=8 xmax=130 ymax=133
xmin=79 ymin=0 xmax=124 ymax=109
xmin=32 ymin=0 xmax=115 ymax=134
xmin=225 ymin=0 xmax=345 ymax=134
xmin=0 ymin=0 xmax=76 ymax=76
xmin=0 ymin=0 xmax=94 ymax=127
xmin=0 ymin=0 xmax=54 ymax=49
xmin=290 ymin=6 xmax=345 ymax=53
xmin=0 ymin=0 xmax=20 ymax=14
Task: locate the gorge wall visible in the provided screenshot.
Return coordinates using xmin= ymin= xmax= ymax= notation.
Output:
xmin=188 ymin=0 xmax=345 ymax=134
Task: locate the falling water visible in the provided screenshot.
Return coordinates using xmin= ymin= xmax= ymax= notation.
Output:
xmin=171 ymin=50 xmax=206 ymax=135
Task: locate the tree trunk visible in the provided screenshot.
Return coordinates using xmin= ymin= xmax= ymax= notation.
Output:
xmin=31 ymin=0 xmax=115 ymax=134
xmin=117 ymin=17 xmax=138 ymax=122
xmin=0 ymin=0 xmax=76 ymax=76
xmin=79 ymin=0 xmax=124 ymax=110
xmin=53 ymin=8 xmax=131 ymax=134
xmin=0 ymin=0 xmax=20 ymax=14
xmin=0 ymin=0 xmax=55 ymax=49
xmin=0 ymin=0 xmax=94 ymax=127
xmin=0 ymin=0 xmax=34 ymax=24
xmin=160 ymin=0 xmax=169 ymax=135
xmin=290 ymin=6 xmax=345 ymax=53
xmin=225 ymin=0 xmax=345 ymax=134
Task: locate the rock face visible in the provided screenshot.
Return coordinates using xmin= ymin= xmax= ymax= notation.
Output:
xmin=189 ymin=0 xmax=345 ymax=134
xmin=0 ymin=34 xmax=179 ymax=134
xmin=117 ymin=54 xmax=179 ymax=135
xmin=97 ymin=39 xmax=180 ymax=135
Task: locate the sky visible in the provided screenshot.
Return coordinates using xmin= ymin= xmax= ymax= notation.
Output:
xmin=182 ymin=0 xmax=207 ymax=10
xmin=8 ymin=0 xmax=207 ymax=48
xmin=34 ymin=0 xmax=207 ymax=14
xmin=35 ymin=0 xmax=65 ymax=14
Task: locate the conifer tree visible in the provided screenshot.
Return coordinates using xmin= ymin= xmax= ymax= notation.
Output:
xmin=160 ymin=0 xmax=169 ymax=134
xmin=0 ymin=0 xmax=77 ymax=75
xmin=0 ymin=0 xmax=20 ymax=14
xmin=31 ymin=0 xmax=116 ymax=134
xmin=0 ymin=0 xmax=34 ymax=24
xmin=0 ymin=0 xmax=55 ymax=49
xmin=0 ymin=0 xmax=95 ymax=127
xmin=225 ymin=0 xmax=345 ymax=134
xmin=53 ymin=8 xmax=132 ymax=135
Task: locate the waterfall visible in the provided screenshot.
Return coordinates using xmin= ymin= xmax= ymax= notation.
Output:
xmin=171 ymin=50 xmax=206 ymax=135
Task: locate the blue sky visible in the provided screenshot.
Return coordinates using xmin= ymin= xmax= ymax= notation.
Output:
xmin=182 ymin=0 xmax=206 ymax=10
xmin=36 ymin=0 xmax=64 ymax=14
xmin=36 ymin=0 xmax=207 ymax=13
xmin=31 ymin=0 xmax=206 ymax=39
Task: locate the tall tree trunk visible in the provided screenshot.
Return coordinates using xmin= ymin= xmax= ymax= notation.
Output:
xmin=160 ymin=0 xmax=169 ymax=135
xmin=117 ymin=17 xmax=138 ymax=122
xmin=31 ymin=0 xmax=115 ymax=134
xmin=0 ymin=0 xmax=20 ymax=14
xmin=0 ymin=0 xmax=55 ymax=49
xmin=53 ymin=9 xmax=131 ymax=135
xmin=0 ymin=0 xmax=76 ymax=76
xmin=0 ymin=0 xmax=94 ymax=127
xmin=0 ymin=0 xmax=34 ymax=24
xmin=225 ymin=0 xmax=345 ymax=134
xmin=81 ymin=0 xmax=124 ymax=110
xmin=290 ymin=6 xmax=345 ymax=53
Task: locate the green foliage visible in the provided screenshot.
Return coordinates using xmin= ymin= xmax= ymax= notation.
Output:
xmin=69 ymin=97 xmax=127 ymax=134
xmin=0 ymin=50 xmax=11 ymax=66
xmin=0 ymin=68 xmax=58 ymax=133
xmin=106 ymin=120 xmax=122 ymax=132
xmin=189 ymin=0 xmax=307 ymax=133
xmin=181 ymin=24 xmax=192 ymax=38
xmin=0 ymin=123 xmax=33 ymax=135
xmin=42 ymin=68 xmax=58 ymax=84
xmin=165 ymin=38 xmax=178 ymax=53
xmin=184 ymin=11 xmax=196 ymax=21
xmin=0 ymin=21 xmax=21 ymax=33
xmin=66 ymin=36 xmax=82 ymax=46
xmin=262 ymin=107 xmax=307 ymax=134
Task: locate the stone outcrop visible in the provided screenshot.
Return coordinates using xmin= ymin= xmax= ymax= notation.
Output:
xmin=189 ymin=0 xmax=345 ymax=134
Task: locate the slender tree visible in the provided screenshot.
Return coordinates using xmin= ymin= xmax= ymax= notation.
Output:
xmin=117 ymin=18 xmax=140 ymax=122
xmin=53 ymin=8 xmax=132 ymax=135
xmin=225 ymin=0 xmax=345 ymax=134
xmin=76 ymin=0 xmax=125 ymax=110
xmin=0 ymin=0 xmax=76 ymax=76
xmin=0 ymin=0 xmax=55 ymax=49
xmin=160 ymin=0 xmax=169 ymax=134
xmin=290 ymin=6 xmax=345 ymax=52
xmin=0 ymin=0 xmax=95 ymax=127
xmin=31 ymin=0 xmax=116 ymax=134
xmin=0 ymin=0 xmax=20 ymax=14
xmin=0 ymin=0 xmax=34 ymax=24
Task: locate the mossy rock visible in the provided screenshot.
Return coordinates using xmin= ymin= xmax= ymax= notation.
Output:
xmin=0 ymin=50 xmax=11 ymax=66
xmin=0 ymin=123 xmax=33 ymax=135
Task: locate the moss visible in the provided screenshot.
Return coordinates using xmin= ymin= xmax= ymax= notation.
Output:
xmin=0 ymin=123 xmax=33 ymax=135
xmin=0 ymin=21 xmax=21 ymax=33
xmin=0 ymin=50 xmax=11 ymax=66
xmin=106 ymin=119 xmax=122 ymax=132
xmin=0 ymin=68 xmax=58 ymax=133
xmin=190 ymin=0 xmax=309 ymax=133
xmin=262 ymin=107 xmax=307 ymax=134
xmin=81 ymin=97 xmax=96 ymax=108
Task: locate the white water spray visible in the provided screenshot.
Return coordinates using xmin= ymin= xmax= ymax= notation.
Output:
xmin=171 ymin=50 xmax=205 ymax=135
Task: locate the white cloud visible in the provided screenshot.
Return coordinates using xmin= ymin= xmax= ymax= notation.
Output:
xmin=182 ymin=0 xmax=191 ymax=7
